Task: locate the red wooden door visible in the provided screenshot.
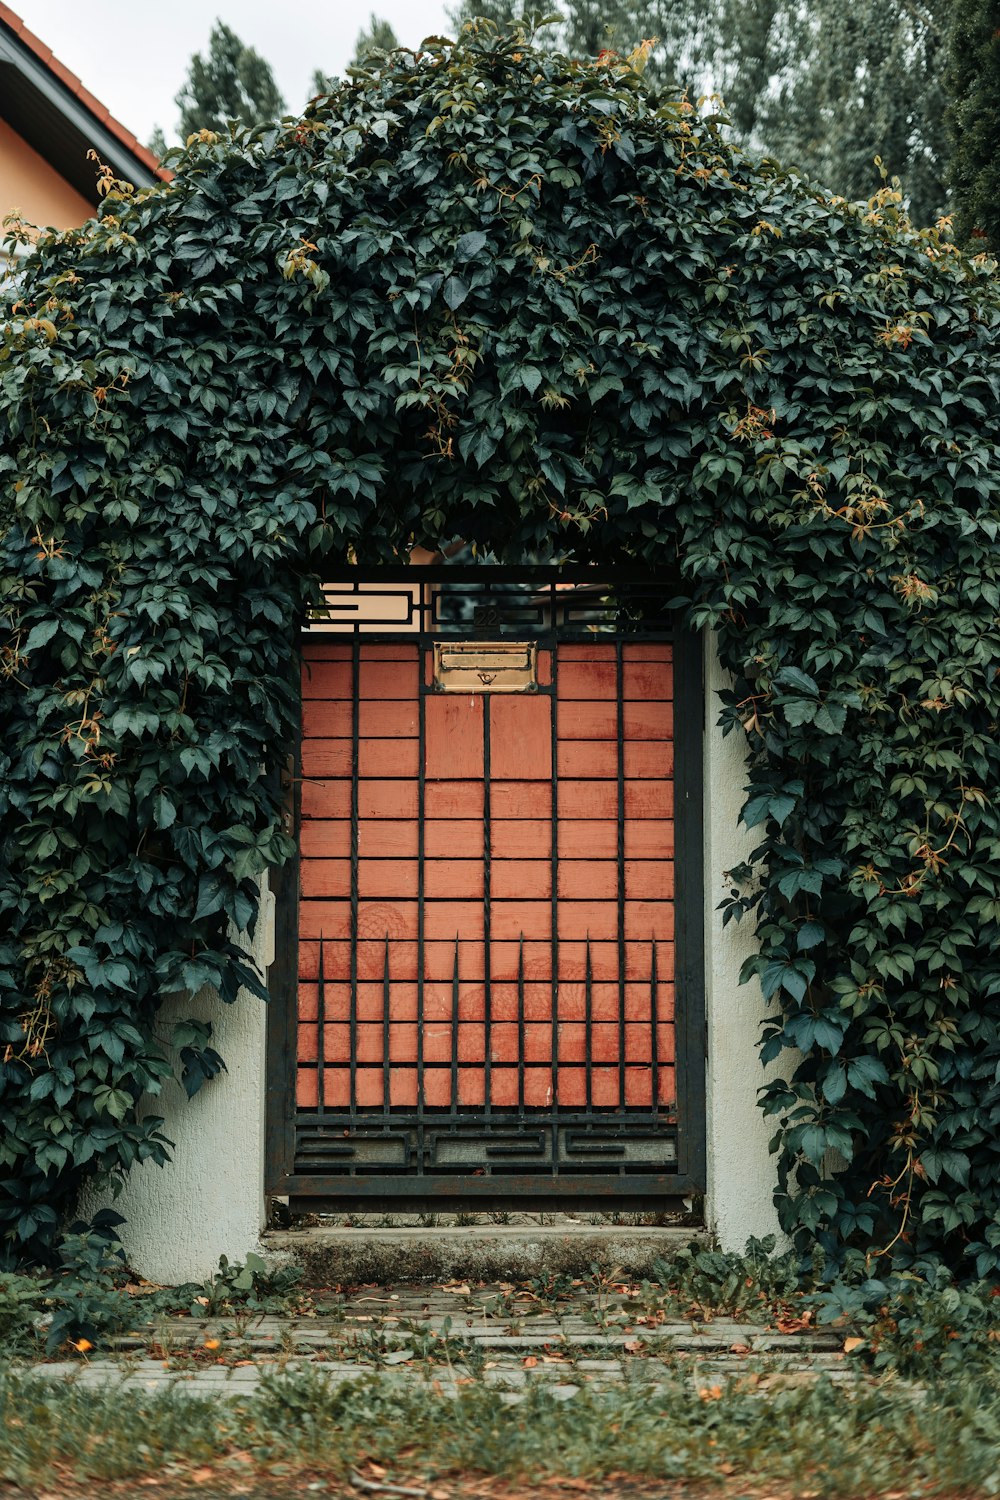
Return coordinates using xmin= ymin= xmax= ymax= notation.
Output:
xmin=293 ymin=634 xmax=680 ymax=1190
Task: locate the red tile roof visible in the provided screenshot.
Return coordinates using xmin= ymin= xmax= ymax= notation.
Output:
xmin=0 ymin=2 xmax=172 ymax=182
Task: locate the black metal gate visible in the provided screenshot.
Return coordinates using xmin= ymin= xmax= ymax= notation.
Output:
xmin=266 ymin=569 xmax=705 ymax=1211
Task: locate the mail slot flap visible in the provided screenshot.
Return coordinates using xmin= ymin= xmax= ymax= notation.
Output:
xmin=438 ymin=643 xmax=533 ymax=672
xmin=433 ymin=641 xmax=537 ymax=692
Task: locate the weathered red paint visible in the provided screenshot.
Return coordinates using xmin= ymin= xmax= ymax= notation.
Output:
xmin=425 ymin=694 xmax=484 ymax=780
xmin=490 ymin=695 xmax=552 ymax=780
xmin=296 ymin=640 xmax=676 ymax=1108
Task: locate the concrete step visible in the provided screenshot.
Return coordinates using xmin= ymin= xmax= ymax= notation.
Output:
xmin=262 ymin=1221 xmax=706 ymax=1285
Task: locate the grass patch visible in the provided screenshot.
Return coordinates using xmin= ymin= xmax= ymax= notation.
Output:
xmin=0 ymin=1233 xmax=307 ymax=1357
xmin=3 ymin=1363 xmax=1000 ymax=1497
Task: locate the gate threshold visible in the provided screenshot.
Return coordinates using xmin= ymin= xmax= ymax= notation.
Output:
xmin=261 ymin=1219 xmax=706 ymax=1286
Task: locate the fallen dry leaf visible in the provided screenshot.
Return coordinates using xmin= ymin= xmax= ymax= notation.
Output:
xmin=775 ymin=1314 xmax=814 ymax=1333
xmin=729 ymin=1342 xmax=751 ymax=1355
xmin=191 ymin=1467 xmax=216 ymax=1484
xmin=843 ymin=1336 xmax=866 ymax=1353
xmin=523 ymin=1355 xmax=538 ymax=1368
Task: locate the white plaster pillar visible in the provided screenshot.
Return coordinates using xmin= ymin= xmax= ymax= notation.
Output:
xmin=82 ymin=877 xmax=275 ymax=1284
xmin=702 ymin=640 xmax=786 ymax=1249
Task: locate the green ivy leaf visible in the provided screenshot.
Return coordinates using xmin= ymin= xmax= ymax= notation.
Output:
xmin=454 ymin=230 xmax=487 ymax=260
xmin=23 ymin=619 xmax=59 ymax=653
xmin=443 ymin=275 xmax=469 ymax=309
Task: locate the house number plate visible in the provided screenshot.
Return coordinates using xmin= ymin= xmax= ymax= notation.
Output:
xmin=432 ymin=641 xmax=537 ymax=692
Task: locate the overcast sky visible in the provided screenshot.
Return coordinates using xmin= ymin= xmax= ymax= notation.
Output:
xmin=13 ymin=1 xmax=455 ymax=146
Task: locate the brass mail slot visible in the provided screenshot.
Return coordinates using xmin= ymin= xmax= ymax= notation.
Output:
xmin=432 ymin=641 xmax=537 ymax=693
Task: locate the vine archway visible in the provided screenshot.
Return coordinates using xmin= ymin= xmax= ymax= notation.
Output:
xmin=3 ymin=25 xmax=1000 ymax=1271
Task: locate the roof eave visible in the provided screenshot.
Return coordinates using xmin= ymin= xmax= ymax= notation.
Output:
xmin=0 ymin=4 xmax=170 ymax=194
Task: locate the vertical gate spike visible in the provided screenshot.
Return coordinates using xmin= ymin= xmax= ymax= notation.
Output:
xmin=451 ymin=935 xmax=460 ymax=1113
xmin=317 ymin=932 xmax=326 ymax=1115
xmin=650 ymin=939 xmax=659 ymax=1115
xmin=348 ymin=932 xmax=358 ymax=1116
xmin=383 ymin=934 xmax=391 ymax=1116
xmin=518 ymin=933 xmax=525 ymax=1111
xmin=585 ymin=934 xmax=593 ymax=1112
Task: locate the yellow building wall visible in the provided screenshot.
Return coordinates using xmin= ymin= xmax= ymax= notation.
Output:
xmin=0 ymin=116 xmax=93 ymax=229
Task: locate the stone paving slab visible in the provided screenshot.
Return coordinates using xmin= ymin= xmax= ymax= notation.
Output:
xmin=24 ymin=1348 xmax=854 ymax=1399
xmin=11 ymin=1277 xmax=848 ymax=1400
xmin=102 ymin=1282 xmax=841 ymax=1360
xmin=107 ymin=1324 xmax=840 ymax=1355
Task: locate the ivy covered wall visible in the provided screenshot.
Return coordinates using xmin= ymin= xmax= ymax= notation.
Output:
xmin=2 ymin=27 xmax=1000 ymax=1271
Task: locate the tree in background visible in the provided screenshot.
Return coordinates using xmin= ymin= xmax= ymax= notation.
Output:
xmin=946 ymin=0 xmax=1000 ymax=251
xmin=706 ymin=0 xmax=803 ymax=141
xmin=352 ymin=13 xmax=399 ymax=65
xmin=764 ymin=1 xmax=950 ymax=225
xmin=309 ymin=70 xmax=337 ymax=98
xmin=309 ymin=14 xmax=399 ymax=99
xmin=147 ymin=125 xmax=169 ymax=161
xmin=562 ymin=0 xmax=712 ymax=91
xmin=447 ymin=1 xmax=561 ymax=36
xmin=175 ymin=21 xmax=286 ymax=138
xmin=555 ymin=0 xmax=950 ymax=223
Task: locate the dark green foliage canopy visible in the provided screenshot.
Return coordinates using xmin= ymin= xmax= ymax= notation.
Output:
xmin=2 ymin=30 xmax=1000 ymax=1273
xmin=175 ymin=21 xmax=286 ymax=139
xmin=946 ymin=0 xmax=1000 ymax=252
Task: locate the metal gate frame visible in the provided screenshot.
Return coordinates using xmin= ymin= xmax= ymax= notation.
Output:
xmin=266 ymin=567 xmax=706 ymax=1212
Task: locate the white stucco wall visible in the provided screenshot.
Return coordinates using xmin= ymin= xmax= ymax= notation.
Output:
xmin=82 ymin=878 xmax=275 ymax=1284
xmin=702 ymin=642 xmax=785 ymax=1249
xmin=87 ymin=642 xmax=781 ymax=1281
